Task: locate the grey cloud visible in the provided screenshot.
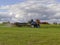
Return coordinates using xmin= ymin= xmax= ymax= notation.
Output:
xmin=0 ymin=0 xmax=60 ymax=23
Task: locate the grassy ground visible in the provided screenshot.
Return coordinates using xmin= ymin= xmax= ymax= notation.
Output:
xmin=0 ymin=24 xmax=60 ymax=45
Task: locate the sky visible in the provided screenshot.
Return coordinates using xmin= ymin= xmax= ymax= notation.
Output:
xmin=0 ymin=0 xmax=25 ymax=5
xmin=0 ymin=0 xmax=60 ymax=23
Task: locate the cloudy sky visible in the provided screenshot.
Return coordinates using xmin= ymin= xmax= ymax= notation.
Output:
xmin=0 ymin=0 xmax=60 ymax=23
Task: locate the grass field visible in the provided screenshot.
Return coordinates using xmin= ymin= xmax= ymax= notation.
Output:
xmin=0 ymin=24 xmax=60 ymax=45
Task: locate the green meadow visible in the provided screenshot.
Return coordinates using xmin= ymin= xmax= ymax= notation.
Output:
xmin=0 ymin=24 xmax=60 ymax=45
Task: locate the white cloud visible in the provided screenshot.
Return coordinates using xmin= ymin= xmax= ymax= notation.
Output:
xmin=0 ymin=0 xmax=60 ymax=23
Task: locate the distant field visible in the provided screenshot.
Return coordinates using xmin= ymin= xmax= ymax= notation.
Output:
xmin=0 ymin=24 xmax=60 ymax=45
